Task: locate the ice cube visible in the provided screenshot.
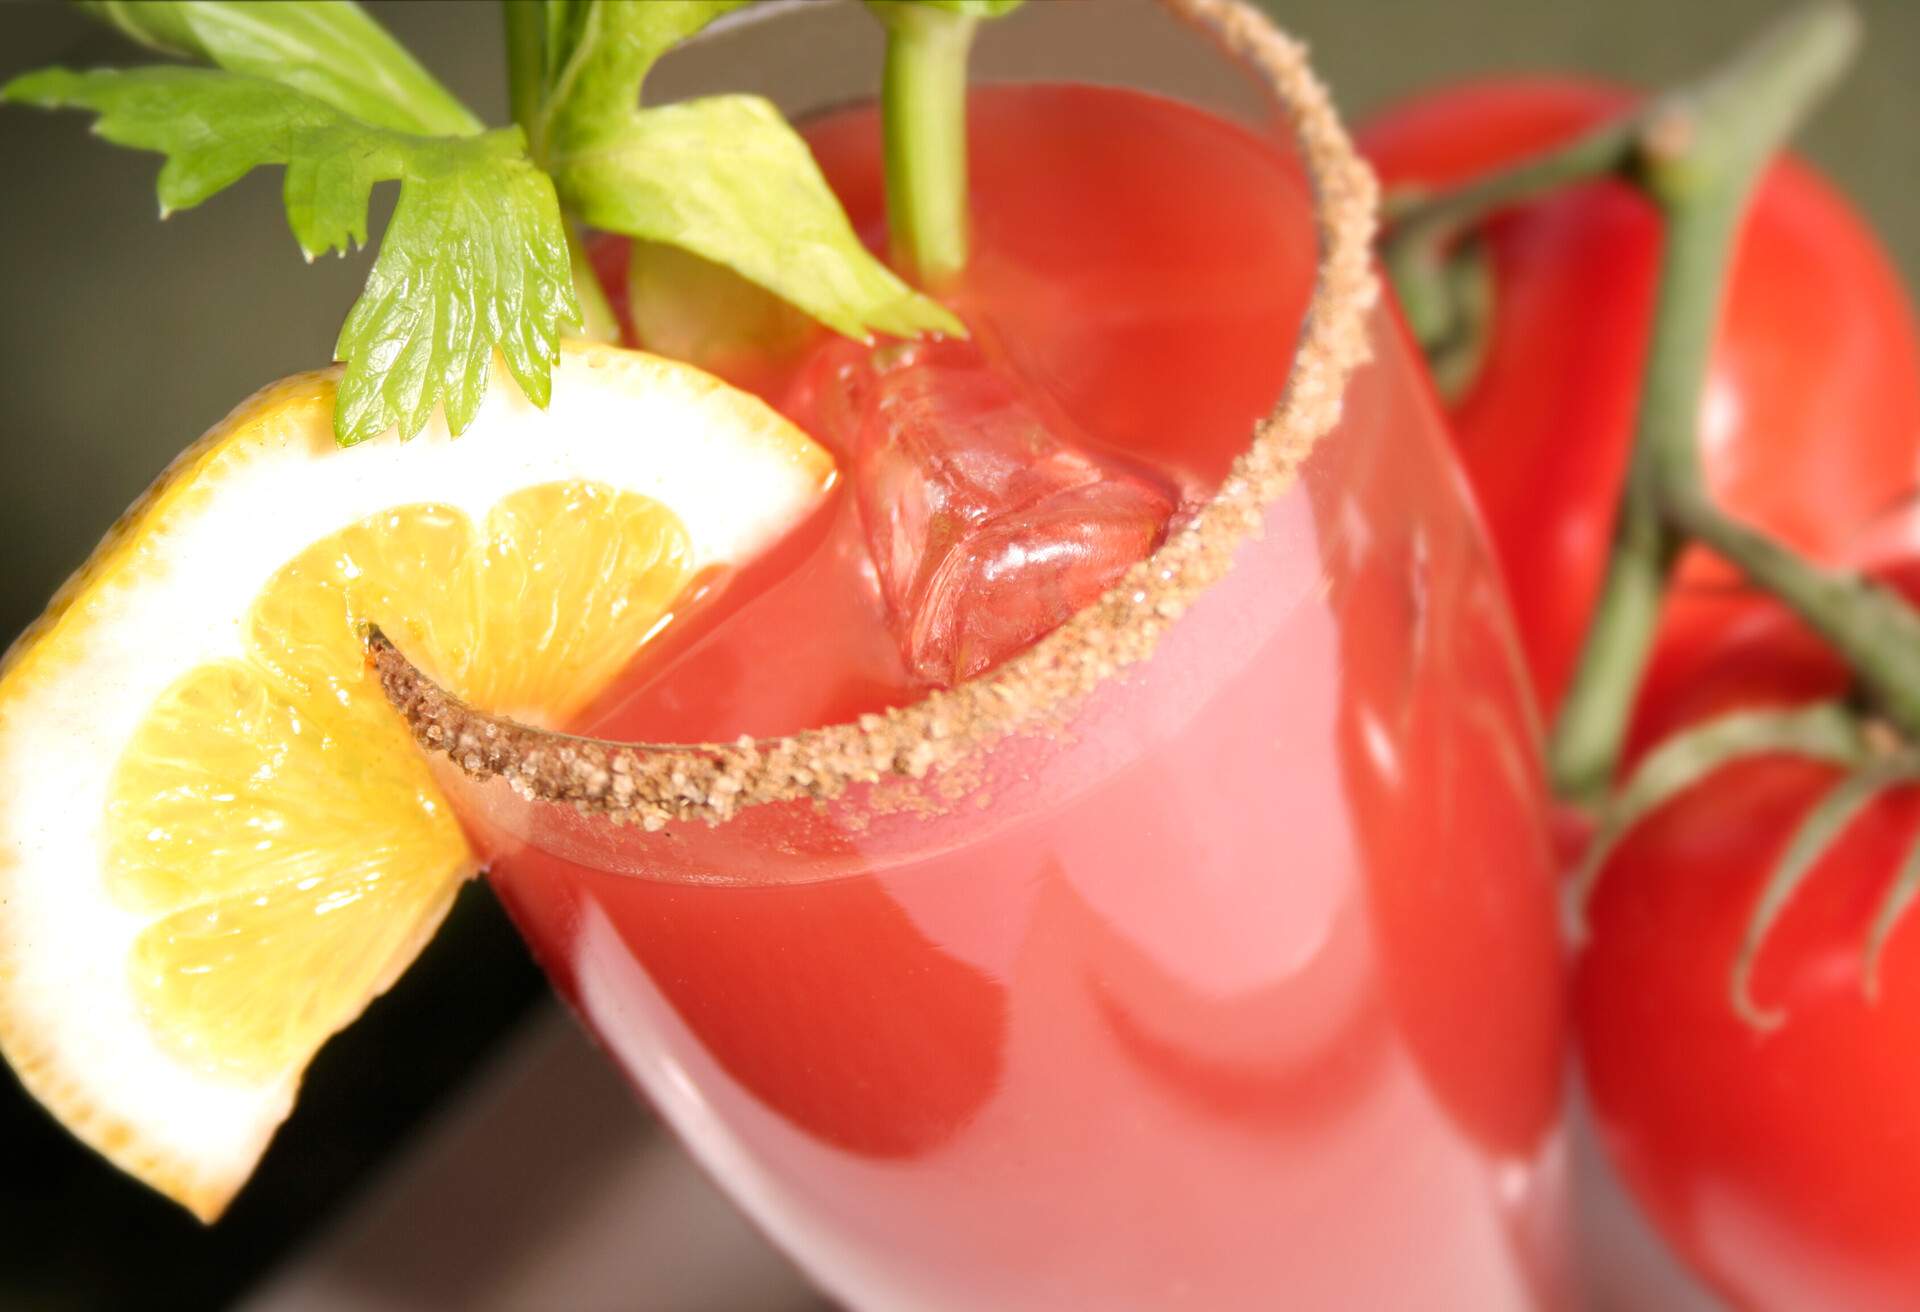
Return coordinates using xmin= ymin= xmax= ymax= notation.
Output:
xmin=803 ymin=337 xmax=1175 ymax=687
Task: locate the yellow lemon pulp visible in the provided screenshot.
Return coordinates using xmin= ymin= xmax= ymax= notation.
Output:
xmin=107 ymin=483 xmax=691 ymax=1081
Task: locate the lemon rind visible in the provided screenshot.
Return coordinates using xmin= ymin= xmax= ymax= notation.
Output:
xmin=0 ymin=343 xmax=831 ymax=1217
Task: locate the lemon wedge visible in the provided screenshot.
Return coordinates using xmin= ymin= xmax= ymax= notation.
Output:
xmin=0 ymin=342 xmax=832 ymax=1220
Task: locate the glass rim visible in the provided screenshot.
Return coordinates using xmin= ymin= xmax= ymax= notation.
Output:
xmin=373 ymin=0 xmax=1381 ymax=832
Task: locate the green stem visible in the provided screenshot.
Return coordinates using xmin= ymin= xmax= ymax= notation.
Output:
xmin=1732 ymin=754 xmax=1916 ymax=1027
xmin=1417 ymin=240 xmax=1497 ymax=402
xmin=505 ymin=3 xmax=617 ymax=344
xmin=1549 ymin=190 xmax=1744 ymax=801
xmin=502 ymin=0 xmax=545 ymax=144
xmin=1569 ymin=699 xmax=1867 ymax=926
xmin=563 ymin=219 xmax=622 ymax=344
xmin=1544 ymin=0 xmax=1861 ymax=800
xmin=1864 ymin=820 xmax=1920 ymax=997
xmin=1667 ymin=492 xmax=1920 ymax=738
xmin=1547 ymin=494 xmax=1675 ymax=805
xmin=1383 ymin=118 xmax=1640 ymax=357
xmin=875 ymin=2 xmax=977 ymax=289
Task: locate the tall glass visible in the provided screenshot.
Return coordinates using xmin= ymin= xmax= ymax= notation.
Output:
xmin=388 ymin=0 xmax=1571 ymax=1305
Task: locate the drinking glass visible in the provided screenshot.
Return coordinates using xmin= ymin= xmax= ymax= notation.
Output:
xmin=382 ymin=1 xmax=1572 ymax=1305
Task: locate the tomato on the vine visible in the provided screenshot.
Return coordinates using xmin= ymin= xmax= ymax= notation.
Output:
xmin=1578 ymin=567 xmax=1920 ymax=1312
xmin=1359 ymin=80 xmax=1920 ymax=719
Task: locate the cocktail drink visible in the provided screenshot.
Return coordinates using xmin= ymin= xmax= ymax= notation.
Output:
xmin=371 ymin=1 xmax=1570 ymax=1305
xmin=0 ymin=0 xmax=1566 ymax=1303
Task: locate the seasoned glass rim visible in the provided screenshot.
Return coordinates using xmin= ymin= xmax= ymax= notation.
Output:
xmin=373 ymin=0 xmax=1382 ymax=831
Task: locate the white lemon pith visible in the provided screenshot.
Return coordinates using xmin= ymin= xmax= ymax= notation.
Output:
xmin=0 ymin=342 xmax=833 ymax=1220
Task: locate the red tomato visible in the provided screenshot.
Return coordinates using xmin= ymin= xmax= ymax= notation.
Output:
xmin=1577 ymin=568 xmax=1920 ymax=1311
xmin=584 ymin=229 xmax=635 ymax=341
xmin=1359 ymin=80 xmax=1920 ymax=719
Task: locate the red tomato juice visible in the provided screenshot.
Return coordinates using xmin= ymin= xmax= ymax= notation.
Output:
xmin=464 ymin=86 xmax=1570 ymax=1309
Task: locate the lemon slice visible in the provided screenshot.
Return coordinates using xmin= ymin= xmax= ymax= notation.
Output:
xmin=0 ymin=342 xmax=832 ymax=1220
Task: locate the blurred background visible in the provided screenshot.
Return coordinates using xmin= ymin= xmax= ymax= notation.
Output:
xmin=0 ymin=0 xmax=1914 ymax=1306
